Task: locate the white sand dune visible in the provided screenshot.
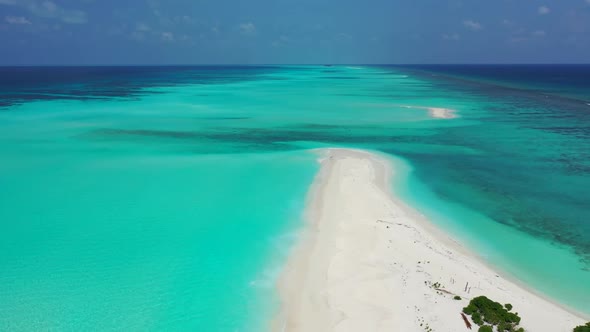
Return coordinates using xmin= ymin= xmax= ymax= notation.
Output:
xmin=274 ymin=148 xmax=586 ymax=332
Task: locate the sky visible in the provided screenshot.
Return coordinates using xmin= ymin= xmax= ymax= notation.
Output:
xmin=1 ymin=0 xmax=589 ymax=64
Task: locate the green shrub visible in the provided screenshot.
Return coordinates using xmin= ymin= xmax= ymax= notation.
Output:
xmin=454 ymin=295 xmax=462 ymax=300
xmin=478 ymin=326 xmax=493 ymax=332
xmin=462 ymin=296 xmax=523 ymax=331
xmin=472 ymin=312 xmax=484 ymax=325
xmin=463 ymin=303 xmax=477 ymax=315
xmin=573 ymin=322 xmax=590 ymax=332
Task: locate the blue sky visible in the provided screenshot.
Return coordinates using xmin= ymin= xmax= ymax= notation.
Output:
xmin=1 ymin=0 xmax=589 ymax=64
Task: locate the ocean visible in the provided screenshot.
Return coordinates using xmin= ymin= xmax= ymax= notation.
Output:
xmin=0 ymin=65 xmax=589 ymax=330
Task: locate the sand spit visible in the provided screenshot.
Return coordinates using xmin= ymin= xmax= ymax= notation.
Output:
xmin=274 ymin=148 xmax=585 ymax=332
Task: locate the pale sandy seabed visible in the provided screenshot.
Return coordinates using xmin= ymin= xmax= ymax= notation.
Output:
xmin=274 ymin=148 xmax=586 ymax=332
xmin=426 ymin=107 xmax=458 ymax=119
xmin=400 ymin=105 xmax=458 ymax=119
xmin=356 ymin=104 xmax=458 ymax=119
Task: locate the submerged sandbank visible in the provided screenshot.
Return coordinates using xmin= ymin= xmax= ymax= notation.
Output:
xmin=355 ymin=103 xmax=459 ymax=119
xmin=274 ymin=148 xmax=585 ymax=332
xmin=400 ymin=105 xmax=459 ymax=119
xmin=427 ymin=107 xmax=458 ymax=119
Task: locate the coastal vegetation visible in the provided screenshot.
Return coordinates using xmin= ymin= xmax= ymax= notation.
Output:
xmin=573 ymin=322 xmax=590 ymax=332
xmin=463 ymin=296 xmax=524 ymax=332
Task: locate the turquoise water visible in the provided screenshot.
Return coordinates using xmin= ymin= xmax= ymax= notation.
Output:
xmin=0 ymin=65 xmax=589 ymax=330
xmin=389 ymin=155 xmax=590 ymax=315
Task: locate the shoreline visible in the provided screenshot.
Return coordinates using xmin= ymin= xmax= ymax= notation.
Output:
xmin=274 ymin=148 xmax=586 ymax=331
xmin=380 ymin=151 xmax=590 ymax=321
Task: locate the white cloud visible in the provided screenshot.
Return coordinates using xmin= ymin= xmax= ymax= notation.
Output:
xmin=136 ymin=23 xmax=150 ymax=31
xmin=238 ymin=22 xmax=256 ymax=35
xmin=5 ymin=16 xmax=31 ymax=24
xmin=161 ymin=31 xmax=174 ymax=41
xmin=130 ymin=22 xmax=192 ymax=44
xmin=336 ymin=32 xmax=352 ymax=40
xmin=463 ymin=19 xmax=482 ymax=31
xmin=538 ymin=6 xmax=550 ymax=15
xmin=0 ymin=0 xmax=87 ymax=24
xmin=130 ymin=31 xmax=145 ymax=41
xmin=173 ymin=15 xmax=193 ymax=25
xmin=442 ymin=33 xmax=460 ymax=41
xmin=508 ymin=29 xmax=547 ymax=43
xmin=501 ymin=19 xmax=513 ymax=27
xmin=272 ymin=35 xmax=289 ymax=47
xmin=31 ymin=1 xmax=87 ymax=24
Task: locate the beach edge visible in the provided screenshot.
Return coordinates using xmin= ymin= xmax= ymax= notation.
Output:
xmin=273 ymin=148 xmax=586 ymax=332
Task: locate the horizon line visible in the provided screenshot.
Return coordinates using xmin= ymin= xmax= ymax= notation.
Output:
xmin=1 ymin=63 xmax=590 ymax=67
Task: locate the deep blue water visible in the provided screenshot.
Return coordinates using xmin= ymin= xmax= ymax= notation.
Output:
xmin=397 ymin=64 xmax=590 ymax=100
xmin=0 ymin=66 xmax=281 ymax=107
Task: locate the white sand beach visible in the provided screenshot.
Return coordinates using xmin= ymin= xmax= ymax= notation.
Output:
xmin=274 ymin=148 xmax=586 ymax=332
